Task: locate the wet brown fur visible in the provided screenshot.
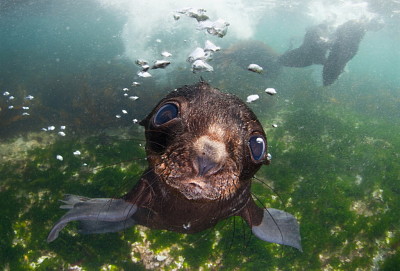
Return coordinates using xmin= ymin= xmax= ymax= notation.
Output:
xmin=123 ymin=82 xmax=269 ymax=233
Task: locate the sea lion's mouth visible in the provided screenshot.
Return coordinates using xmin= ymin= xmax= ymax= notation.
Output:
xmin=163 ymin=173 xmax=239 ymax=201
xmin=182 ymin=177 xmax=206 ymax=188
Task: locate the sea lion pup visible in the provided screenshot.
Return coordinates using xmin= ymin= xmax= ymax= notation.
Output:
xmin=47 ymin=82 xmax=301 ymax=251
xmin=278 ymin=21 xmax=367 ymax=86
xmin=278 ymin=23 xmax=332 ymax=67
xmin=322 ymin=20 xmax=366 ymax=86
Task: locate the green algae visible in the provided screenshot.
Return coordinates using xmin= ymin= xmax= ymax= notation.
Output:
xmin=0 ymin=73 xmax=399 ymax=270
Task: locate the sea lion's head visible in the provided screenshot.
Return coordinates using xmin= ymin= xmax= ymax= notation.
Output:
xmin=140 ymin=82 xmax=270 ymax=201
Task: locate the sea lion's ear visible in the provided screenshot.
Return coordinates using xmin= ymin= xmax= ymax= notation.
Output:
xmin=139 ymin=117 xmax=149 ymax=127
xmin=240 ymin=198 xmax=302 ymax=251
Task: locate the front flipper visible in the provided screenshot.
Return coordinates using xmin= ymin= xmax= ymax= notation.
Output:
xmin=241 ymin=199 xmax=302 ymax=251
xmin=252 ymin=208 xmax=302 ymax=251
xmin=47 ymin=195 xmax=137 ymax=243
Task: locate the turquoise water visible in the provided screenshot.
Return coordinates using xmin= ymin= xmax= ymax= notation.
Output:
xmin=1 ymin=0 xmax=399 ymax=270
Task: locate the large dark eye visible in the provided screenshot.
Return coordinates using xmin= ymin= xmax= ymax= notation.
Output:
xmin=248 ymin=135 xmax=266 ymax=161
xmin=153 ymin=103 xmax=179 ymax=126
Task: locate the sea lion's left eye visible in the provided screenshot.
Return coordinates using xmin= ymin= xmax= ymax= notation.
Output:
xmin=153 ymin=103 xmax=179 ymax=126
xmin=248 ymin=135 xmax=266 ymax=161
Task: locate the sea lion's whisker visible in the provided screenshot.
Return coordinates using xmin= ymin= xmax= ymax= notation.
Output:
xmin=143 ymin=139 xmax=167 ymax=149
xmin=252 ymin=176 xmax=284 ymax=206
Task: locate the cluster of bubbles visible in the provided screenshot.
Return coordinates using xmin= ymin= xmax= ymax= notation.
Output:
xmin=2 ymin=91 xmax=35 ymax=116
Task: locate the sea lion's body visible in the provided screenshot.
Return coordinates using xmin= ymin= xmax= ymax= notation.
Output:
xmin=279 ymin=20 xmax=366 ymax=86
xmin=47 ymin=82 xmax=301 ymax=251
xmin=122 ymin=169 xmax=252 ymax=234
xmin=322 ymin=21 xmax=366 ymax=86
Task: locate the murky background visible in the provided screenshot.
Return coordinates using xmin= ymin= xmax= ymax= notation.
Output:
xmin=1 ymin=0 xmax=399 ymax=270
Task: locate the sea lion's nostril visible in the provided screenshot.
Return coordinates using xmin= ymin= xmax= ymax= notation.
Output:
xmin=196 ymin=155 xmax=220 ymax=176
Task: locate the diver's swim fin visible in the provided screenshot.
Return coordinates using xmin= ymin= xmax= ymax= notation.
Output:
xmin=47 ymin=195 xmax=137 ymax=243
xmin=240 ymin=198 xmax=302 ymax=251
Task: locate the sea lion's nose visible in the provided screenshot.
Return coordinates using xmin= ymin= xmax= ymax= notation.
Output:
xmin=192 ymin=135 xmax=227 ymax=177
xmin=195 ymin=155 xmax=221 ymax=176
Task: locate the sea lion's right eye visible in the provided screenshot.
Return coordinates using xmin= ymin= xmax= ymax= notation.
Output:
xmin=248 ymin=135 xmax=266 ymax=162
xmin=153 ymin=103 xmax=179 ymax=126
